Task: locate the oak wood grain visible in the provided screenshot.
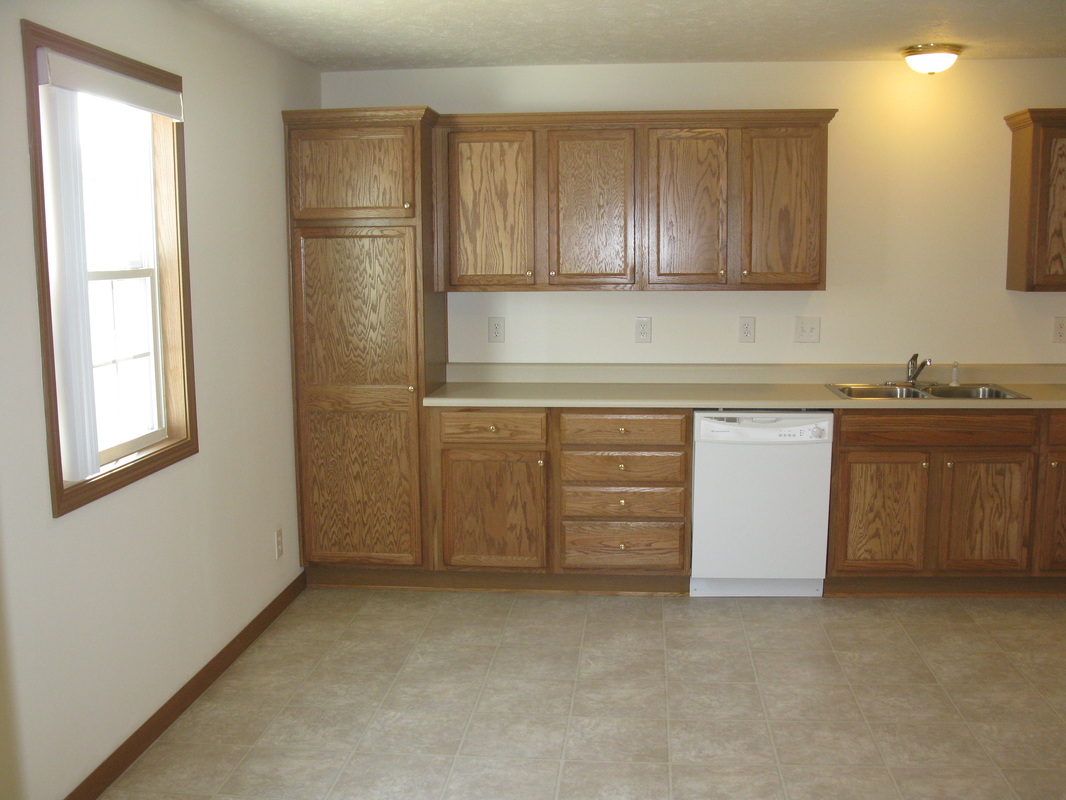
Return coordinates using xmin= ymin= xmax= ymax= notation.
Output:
xmin=440 ymin=410 xmax=548 ymax=443
xmin=838 ymin=412 xmax=1038 ymax=448
xmin=1038 ymin=451 xmax=1066 ymax=571
xmin=442 ymin=448 xmax=548 ymax=568
xmin=648 ymin=128 xmax=729 ymax=284
xmin=561 ymin=450 xmax=686 ymax=483
xmin=1041 ymin=130 xmax=1066 ymax=281
xmin=561 ymin=521 xmax=684 ymax=570
xmin=561 ymin=486 xmax=686 ymax=518
xmin=559 ymin=413 xmax=687 ymax=445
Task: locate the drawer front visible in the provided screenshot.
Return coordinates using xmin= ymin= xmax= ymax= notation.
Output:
xmin=561 ymin=450 xmax=686 ymax=483
xmin=562 ymin=521 xmax=685 ymax=570
xmin=1050 ymin=413 xmax=1066 ymax=447
xmin=838 ymin=412 xmax=1037 ymax=448
xmin=561 ymin=486 xmax=686 ymax=518
xmin=559 ymin=413 xmax=687 ymax=445
xmin=440 ymin=411 xmax=547 ymax=443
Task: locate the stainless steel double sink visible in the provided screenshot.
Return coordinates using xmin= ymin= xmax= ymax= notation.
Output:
xmin=826 ymin=383 xmax=1030 ymax=400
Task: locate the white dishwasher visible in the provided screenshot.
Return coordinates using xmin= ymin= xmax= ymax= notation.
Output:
xmin=691 ymin=411 xmax=833 ymax=597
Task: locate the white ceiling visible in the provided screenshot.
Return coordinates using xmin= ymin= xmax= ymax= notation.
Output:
xmin=187 ymin=0 xmax=1066 ymax=72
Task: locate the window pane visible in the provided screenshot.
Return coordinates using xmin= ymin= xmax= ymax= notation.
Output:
xmin=112 ymin=277 xmax=154 ymax=359
xmin=94 ymin=355 xmax=157 ymax=452
xmin=77 ymin=92 xmax=155 ymax=272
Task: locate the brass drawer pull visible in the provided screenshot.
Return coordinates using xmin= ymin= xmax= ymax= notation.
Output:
xmin=525 ymin=271 xmax=533 ymax=277
xmin=947 ymin=461 xmax=954 ymax=468
xmin=618 ymin=463 xmax=626 ymax=470
xmin=489 ymin=425 xmax=497 ymax=432
xmin=619 ymin=543 xmax=627 ymax=550
xmin=618 ymin=427 xmax=627 ymax=434
xmin=619 ymin=499 xmax=627 ymax=506
xmin=922 ymin=462 xmax=928 ymax=468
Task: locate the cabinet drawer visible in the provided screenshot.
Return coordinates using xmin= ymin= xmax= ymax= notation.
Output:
xmin=559 ymin=413 xmax=687 ymax=445
xmin=440 ymin=411 xmax=547 ymax=443
xmin=561 ymin=486 xmax=686 ymax=518
xmin=561 ymin=450 xmax=686 ymax=483
xmin=1050 ymin=413 xmax=1066 ymax=447
xmin=838 ymin=412 xmax=1038 ymax=448
xmin=562 ymin=521 xmax=685 ymax=570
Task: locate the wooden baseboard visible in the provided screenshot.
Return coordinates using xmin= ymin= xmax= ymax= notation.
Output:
xmin=64 ymin=571 xmax=306 ymax=800
xmin=307 ymin=564 xmax=688 ymax=595
xmin=824 ymin=575 xmax=1066 ymax=597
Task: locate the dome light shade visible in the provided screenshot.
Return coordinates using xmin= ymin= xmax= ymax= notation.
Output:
xmin=901 ymin=43 xmax=963 ymax=74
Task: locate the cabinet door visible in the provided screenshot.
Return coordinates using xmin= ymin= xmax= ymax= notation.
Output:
xmin=293 ymin=227 xmax=422 ymax=564
xmin=1038 ymin=451 xmax=1066 ymax=571
xmin=1034 ymin=126 xmax=1066 ymax=288
xmin=741 ymin=127 xmax=825 ymax=286
xmin=442 ymin=449 xmax=548 ymax=569
xmin=448 ymin=130 xmax=536 ymax=286
xmin=938 ymin=451 xmax=1033 ymax=572
xmin=648 ymin=128 xmax=729 ymax=285
xmin=289 ymin=127 xmax=414 ymax=220
xmin=547 ymin=129 xmax=636 ymax=285
xmin=833 ymin=451 xmax=929 ymax=573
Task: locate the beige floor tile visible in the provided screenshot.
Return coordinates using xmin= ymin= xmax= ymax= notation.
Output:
xmin=822 ymin=621 xmax=916 ymax=652
xmin=891 ymin=766 xmax=1015 ymax=800
xmin=737 ymin=597 xmax=822 ymax=624
xmin=769 ymin=721 xmax=883 ymax=766
xmin=1033 ymin=678 xmax=1066 ymax=717
xmin=1006 ymin=650 xmax=1066 ymax=683
xmin=868 ymin=722 xmax=990 ymax=766
xmin=442 ymin=757 xmax=559 ymax=800
xmin=500 ymin=618 xmax=585 ymax=647
xmin=557 ymin=761 xmax=670 ymax=800
xmin=921 ymin=650 xmax=1029 ymax=684
xmin=379 ymin=674 xmax=483 ymax=713
xmin=1002 ymin=768 xmax=1066 ymax=800
xmin=235 ymin=637 xmax=333 ymax=674
xmin=986 ymin=622 xmax=1066 ymax=651
xmin=850 ymin=684 xmax=961 ymax=722
xmin=336 ymin=616 xmax=427 ymax=645
xmin=670 ymin=765 xmax=785 ymax=800
xmin=416 ymin=616 xmax=507 ymax=647
xmin=902 ymin=622 xmax=1002 ymax=652
xmin=665 ymin=648 xmax=754 ymax=683
xmin=286 ymin=670 xmax=394 ymax=709
xmin=669 ymin=720 xmax=776 ymax=765
xmin=358 ymin=709 xmax=469 ymax=755
xmin=264 ymin=607 xmax=356 ymax=641
xmin=969 ymin=721 xmax=1066 ymax=768
xmin=113 ymin=742 xmax=248 ymax=794
xmin=564 ymin=716 xmax=669 ymax=761
xmin=101 ymin=791 xmax=213 ymax=800
xmin=158 ymin=696 xmax=280 ymax=745
xmin=886 ymin=598 xmax=975 ymax=624
xmin=198 ymin=661 xmax=305 ymax=704
xmin=780 ymin=766 xmax=900 ymax=799
xmin=743 ymin=620 xmax=831 ymax=650
xmin=941 ymin=681 xmax=1061 ymax=723
xmin=400 ymin=643 xmax=496 ymax=679
xmin=326 ymin=753 xmax=452 ymax=800
xmin=315 ymin=639 xmax=413 ymax=675
xmin=759 ymin=683 xmax=863 ymax=721
xmin=445 ymin=591 xmax=516 ymax=617
xmin=664 ymin=620 xmax=748 ymax=650
xmin=509 ymin=593 xmax=588 ymax=622
xmin=475 ymin=677 xmax=575 ymax=716
xmin=219 ymin=746 xmax=349 ymax=798
xmin=586 ymin=594 xmax=663 ymax=620
xmin=581 ymin=647 xmax=666 ymax=681
xmin=490 ymin=644 xmax=580 ymax=680
xmin=663 ymin=596 xmax=741 ymax=622
xmin=582 ymin=618 xmax=665 ymax=649
xmin=459 ymin=713 xmax=569 ymax=759
xmin=958 ymin=597 xmax=1055 ymax=624
xmin=289 ymin=588 xmax=369 ymax=615
xmin=751 ymin=650 xmax=846 ymax=684
xmin=667 ymin=682 xmax=763 ymax=720
xmin=356 ymin=590 xmax=459 ymax=618
xmin=812 ymin=598 xmax=897 ymax=623
xmin=257 ymin=705 xmax=373 ymax=748
xmin=836 ymin=651 xmax=937 ymax=684
xmin=572 ymin=678 xmax=667 ymax=718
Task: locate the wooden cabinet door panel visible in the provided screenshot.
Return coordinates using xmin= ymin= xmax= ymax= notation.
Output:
xmin=836 ymin=451 xmax=928 ymax=573
xmin=741 ymin=127 xmax=824 ymax=286
xmin=561 ymin=486 xmax=686 ymax=518
xmin=442 ymin=449 xmax=548 ymax=568
xmin=1039 ymin=451 xmax=1066 ymax=571
xmin=561 ymin=451 xmax=686 ymax=483
xmin=304 ymin=405 xmax=420 ymax=564
xmin=449 ymin=131 xmax=536 ymax=286
xmin=562 ymin=521 xmax=685 ymax=570
xmin=1036 ymin=127 xmax=1066 ymax=286
xmin=548 ymin=129 xmax=635 ymax=285
xmin=939 ymin=452 xmax=1033 ymax=572
xmin=648 ymin=128 xmax=729 ymax=285
xmin=290 ymin=127 xmax=413 ymax=219
xmin=296 ymin=228 xmax=417 ymax=388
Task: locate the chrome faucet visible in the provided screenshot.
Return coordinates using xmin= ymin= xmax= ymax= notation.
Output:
xmin=906 ymin=353 xmax=932 ymax=384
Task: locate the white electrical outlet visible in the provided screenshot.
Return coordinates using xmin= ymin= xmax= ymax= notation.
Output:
xmin=738 ymin=316 xmax=756 ymax=343
xmin=488 ymin=316 xmax=505 ymax=343
xmin=635 ymin=316 xmax=652 ymax=344
xmin=274 ymin=528 xmax=283 ymax=559
xmin=794 ymin=316 xmax=821 ymax=343
xmin=1055 ymin=317 xmax=1066 ymax=344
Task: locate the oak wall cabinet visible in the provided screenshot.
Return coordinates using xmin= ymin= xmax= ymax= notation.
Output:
xmin=434 ymin=110 xmax=835 ymax=291
xmin=285 ymin=107 xmax=446 ymax=566
xmin=1006 ymin=109 xmax=1066 ymax=291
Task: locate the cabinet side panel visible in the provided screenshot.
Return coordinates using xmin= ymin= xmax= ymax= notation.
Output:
xmin=306 ymin=408 xmax=420 ymax=563
xmin=301 ymin=233 xmax=413 ymax=386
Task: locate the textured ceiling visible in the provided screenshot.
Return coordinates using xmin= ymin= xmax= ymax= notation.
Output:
xmin=186 ymin=0 xmax=1066 ymax=71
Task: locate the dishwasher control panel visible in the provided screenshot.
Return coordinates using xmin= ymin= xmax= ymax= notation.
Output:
xmin=696 ymin=413 xmax=833 ymax=444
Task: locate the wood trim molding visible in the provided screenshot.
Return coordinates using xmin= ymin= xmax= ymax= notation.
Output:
xmin=63 ymin=572 xmax=306 ymax=800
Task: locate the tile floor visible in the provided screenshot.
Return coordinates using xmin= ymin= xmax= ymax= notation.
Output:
xmin=102 ymin=589 xmax=1066 ymax=800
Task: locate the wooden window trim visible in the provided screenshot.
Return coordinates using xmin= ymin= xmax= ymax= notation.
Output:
xmin=22 ymin=20 xmax=197 ymax=517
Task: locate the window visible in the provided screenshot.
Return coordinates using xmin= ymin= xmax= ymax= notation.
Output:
xmin=22 ymin=21 xmax=197 ymax=516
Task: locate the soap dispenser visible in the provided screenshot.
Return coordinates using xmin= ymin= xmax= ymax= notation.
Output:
xmin=950 ymin=362 xmax=960 ymax=387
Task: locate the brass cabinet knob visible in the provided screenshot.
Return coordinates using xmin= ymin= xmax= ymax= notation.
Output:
xmin=619 ymin=499 xmax=627 ymax=506
xmin=403 ymin=202 xmax=411 ymax=209
xmin=618 ymin=463 xmax=626 ymax=470
xmin=618 ymin=427 xmax=627 ymax=434
xmin=921 ymin=462 xmax=928 ymax=468
xmin=489 ymin=425 xmax=497 ymax=432
xmin=537 ymin=459 xmax=544 ymax=467
xmin=549 ymin=271 xmax=557 ymax=276
xmin=947 ymin=461 xmax=954 ymax=468
xmin=718 ymin=269 xmax=726 ymax=276
xmin=407 ymin=386 xmax=414 ymax=392
xmin=619 ymin=543 xmax=627 ymax=550
xmin=742 ymin=269 xmax=749 ymax=275
xmin=525 ymin=271 xmax=533 ymax=277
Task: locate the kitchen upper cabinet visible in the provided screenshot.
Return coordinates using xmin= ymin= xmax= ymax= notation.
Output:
xmin=448 ymin=130 xmax=536 ymax=286
xmin=547 ymin=129 xmax=636 ymax=286
xmin=435 ymin=110 xmax=834 ymax=291
xmin=285 ymin=107 xmax=444 ymax=567
xmin=1005 ymin=109 xmax=1066 ymax=291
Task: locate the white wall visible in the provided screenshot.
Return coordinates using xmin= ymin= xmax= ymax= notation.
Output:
xmin=0 ymin=2 xmax=319 ymax=798
xmin=324 ymin=60 xmax=1066 ymax=366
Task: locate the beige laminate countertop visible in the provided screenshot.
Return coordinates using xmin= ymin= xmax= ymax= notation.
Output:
xmin=424 ymin=382 xmax=1066 ymax=409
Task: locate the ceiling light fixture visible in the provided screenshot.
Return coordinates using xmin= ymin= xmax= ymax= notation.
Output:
xmin=901 ymin=43 xmax=964 ymax=74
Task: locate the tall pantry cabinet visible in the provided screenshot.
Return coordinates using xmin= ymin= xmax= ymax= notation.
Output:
xmin=284 ymin=107 xmax=446 ymax=566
